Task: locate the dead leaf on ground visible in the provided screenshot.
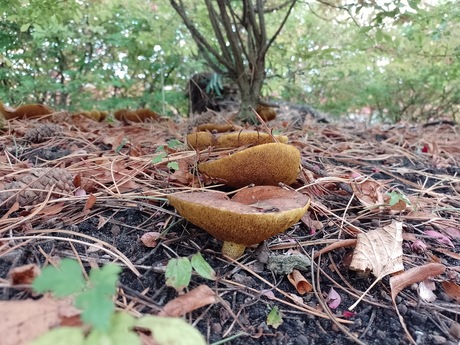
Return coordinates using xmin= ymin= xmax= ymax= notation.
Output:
xmin=349 ymin=175 xmax=386 ymax=209
xmin=418 ymin=279 xmax=437 ymax=302
xmin=9 ymin=264 xmax=40 ymax=285
xmin=300 ymin=211 xmax=323 ymax=235
xmin=326 ymin=287 xmax=342 ymax=309
xmin=389 ymin=263 xmax=446 ymax=302
xmin=158 ymin=284 xmax=218 ymax=317
xmin=287 ymin=269 xmax=312 ymax=295
xmin=441 ymin=281 xmax=460 ymax=302
xmin=350 ymin=220 xmax=404 ymax=278
xmin=84 ymin=193 xmax=97 ymax=211
xmin=140 ymin=232 xmax=162 ymax=248
xmin=0 ymin=297 xmax=81 ymax=345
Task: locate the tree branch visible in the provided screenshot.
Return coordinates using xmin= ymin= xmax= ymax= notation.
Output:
xmin=170 ymin=0 xmax=233 ymax=72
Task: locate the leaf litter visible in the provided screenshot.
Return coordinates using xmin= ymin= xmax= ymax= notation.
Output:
xmin=0 ymin=111 xmax=459 ymax=344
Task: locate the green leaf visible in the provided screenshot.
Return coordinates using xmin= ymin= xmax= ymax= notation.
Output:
xmin=191 ymin=252 xmax=216 ymax=280
xmin=20 ymin=23 xmax=30 ymax=32
xmin=84 ymin=313 xmax=140 ymax=345
xmin=75 ymin=264 xmax=121 ymax=331
xmin=165 ymin=257 xmax=192 ymax=291
xmin=88 ymin=264 xmax=121 ymax=296
xmin=32 ymin=259 xmax=85 ymax=297
xmin=115 ymin=138 xmax=127 ymax=153
xmin=387 ymin=191 xmax=411 ymax=206
xmin=167 ymin=139 xmax=182 ymax=148
xmin=76 ymin=288 xmax=115 ymax=331
xmin=30 ymin=327 xmax=85 ymax=345
xmin=136 ymin=316 xmax=206 ymax=345
xmin=152 ymin=152 xmax=167 ymax=164
xmin=267 ymin=306 xmax=283 ymax=329
xmin=155 ymin=145 xmax=165 ymax=152
xmin=167 ymin=161 xmax=179 ymax=170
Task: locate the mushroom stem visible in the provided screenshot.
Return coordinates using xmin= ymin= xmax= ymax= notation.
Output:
xmin=222 ymin=241 xmax=247 ymax=259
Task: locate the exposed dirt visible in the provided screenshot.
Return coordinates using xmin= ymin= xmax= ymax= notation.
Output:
xmin=1 ymin=110 xmax=459 ymax=345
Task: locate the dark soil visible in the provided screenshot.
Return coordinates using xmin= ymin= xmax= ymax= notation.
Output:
xmin=1 ymin=112 xmax=459 ymax=345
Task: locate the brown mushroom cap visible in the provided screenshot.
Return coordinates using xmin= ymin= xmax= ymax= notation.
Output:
xmin=198 ymin=143 xmax=300 ymax=188
xmin=186 ymin=131 xmax=288 ymax=151
xmin=167 ymin=186 xmax=310 ymax=258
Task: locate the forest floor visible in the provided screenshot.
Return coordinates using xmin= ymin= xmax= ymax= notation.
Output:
xmin=0 ymin=109 xmax=459 ymax=345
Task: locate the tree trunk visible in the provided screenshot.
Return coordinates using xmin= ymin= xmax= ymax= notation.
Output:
xmin=237 ymin=61 xmax=265 ymax=123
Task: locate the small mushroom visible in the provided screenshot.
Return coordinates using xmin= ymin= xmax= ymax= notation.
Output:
xmin=198 ymin=143 xmax=300 ymax=188
xmin=186 ymin=131 xmax=288 ymax=151
xmin=167 ymin=186 xmax=310 ymax=259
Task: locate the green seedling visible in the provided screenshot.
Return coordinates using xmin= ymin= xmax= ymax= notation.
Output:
xmin=165 ymin=252 xmax=216 ymax=291
xmin=31 ymin=259 xmax=206 ymax=345
xmin=152 ymin=140 xmax=182 ymax=170
xmin=267 ymin=306 xmax=283 ymax=329
xmin=387 ymin=190 xmax=411 ymax=206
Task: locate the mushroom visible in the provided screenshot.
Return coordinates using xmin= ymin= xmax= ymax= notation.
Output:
xmin=186 ymin=131 xmax=288 ymax=151
xmin=198 ymin=143 xmax=301 ymax=188
xmin=167 ymin=186 xmax=310 ymax=259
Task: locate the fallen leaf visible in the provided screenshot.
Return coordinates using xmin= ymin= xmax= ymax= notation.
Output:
xmin=300 ymin=211 xmax=323 ymax=235
xmin=441 ymin=281 xmax=460 ymax=302
xmin=350 ymin=176 xmax=386 ymax=209
xmin=440 ymin=227 xmax=460 ymax=239
xmin=350 ymin=220 xmax=404 ymax=278
xmin=9 ymin=264 xmax=40 ymax=285
xmin=343 ymin=311 xmax=356 ymax=318
xmin=84 ymin=193 xmax=97 ymax=211
xmin=287 ymin=269 xmax=312 ymax=295
xmin=326 ymin=287 xmax=341 ymax=309
xmin=418 ymin=279 xmax=437 ymax=302
xmin=140 ymin=232 xmax=162 ymax=248
xmin=389 ymin=263 xmax=446 ymax=302
xmin=410 ymin=239 xmax=428 ymax=253
xmin=424 ymin=230 xmax=454 ymax=247
xmin=158 ymin=285 xmax=218 ymax=317
xmin=0 ymin=297 xmax=81 ymax=345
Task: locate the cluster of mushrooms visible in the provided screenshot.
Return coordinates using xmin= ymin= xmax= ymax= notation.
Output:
xmin=167 ymin=130 xmax=310 ymax=259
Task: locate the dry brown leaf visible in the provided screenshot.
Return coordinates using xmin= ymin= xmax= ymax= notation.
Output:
xmin=9 ymin=264 xmax=40 ymax=285
xmin=441 ymin=281 xmax=460 ymax=302
xmin=84 ymin=193 xmax=97 ymax=211
xmin=287 ymin=269 xmax=312 ymax=295
xmin=350 ymin=220 xmax=404 ymax=278
xmin=158 ymin=285 xmax=218 ymax=317
xmin=167 ymin=186 xmax=309 ymax=258
xmin=141 ymin=232 xmax=162 ymax=248
xmin=300 ymin=211 xmax=323 ymax=235
xmin=0 ymin=297 xmax=81 ymax=345
xmin=418 ymin=279 xmax=437 ymax=302
xmin=38 ymin=202 xmax=66 ymax=216
xmin=389 ymin=263 xmax=446 ymax=302
xmin=350 ymin=176 xmax=386 ymax=209
xmin=198 ymin=143 xmax=300 ymax=188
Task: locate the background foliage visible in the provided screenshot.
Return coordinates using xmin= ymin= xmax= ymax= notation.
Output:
xmin=0 ymin=0 xmax=459 ymax=122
